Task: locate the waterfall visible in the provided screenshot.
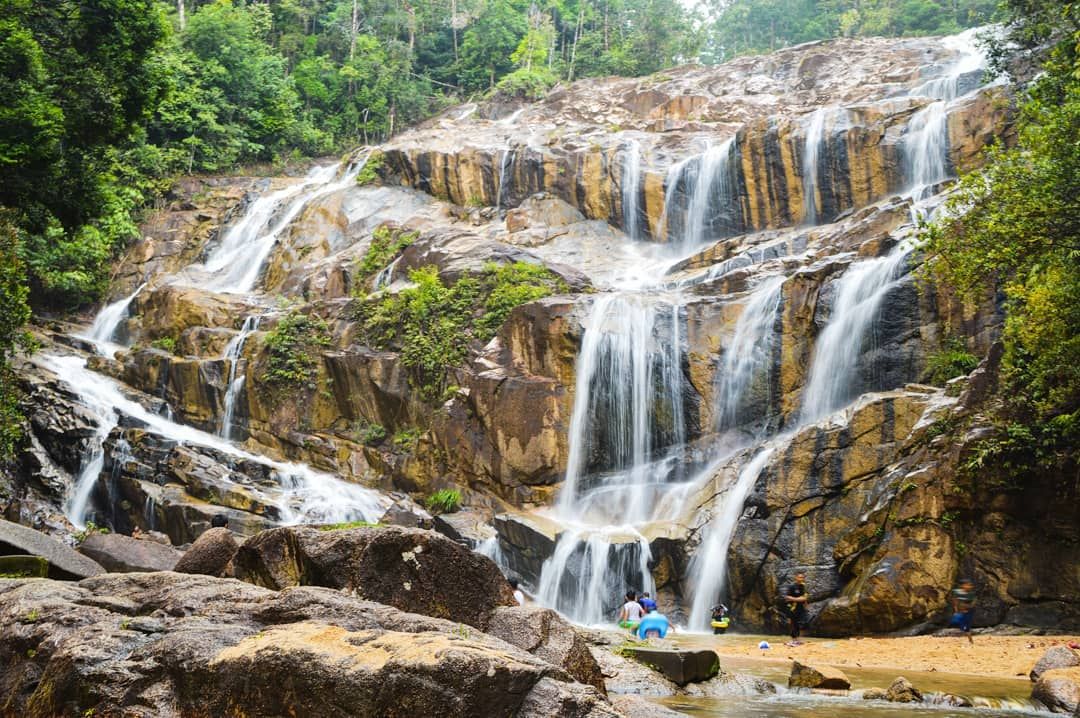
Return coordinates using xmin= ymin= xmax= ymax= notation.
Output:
xmin=621 ymin=139 xmax=643 ymax=240
xmin=686 ymin=447 xmax=774 ymax=629
xmin=39 ymin=354 xmax=389 ymax=527
xmin=65 ymin=390 xmax=119 ymax=529
xmin=801 ymin=109 xmax=827 ymax=225
xmin=202 ymin=158 xmax=364 ymax=294
xmin=496 ymin=148 xmax=516 ymax=209
xmin=535 ymin=526 xmax=654 ymax=626
xmin=556 ymin=294 xmax=686 ymax=525
xmin=800 ymin=245 xmax=912 ymax=421
xmin=903 ymin=101 xmax=951 ymax=198
xmin=714 ymin=277 xmax=785 ymax=434
xmin=373 ymin=255 xmax=402 ymax=290
xmin=81 ymin=282 xmax=147 ymax=355
xmin=678 ymin=138 xmax=737 ymax=252
xmin=903 ymin=29 xmax=989 ymax=198
xmin=220 ymin=316 xmax=260 ymax=440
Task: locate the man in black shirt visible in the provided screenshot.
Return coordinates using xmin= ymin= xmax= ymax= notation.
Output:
xmin=783 ymin=572 xmax=808 ymax=645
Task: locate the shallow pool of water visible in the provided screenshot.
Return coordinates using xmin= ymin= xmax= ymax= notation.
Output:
xmin=632 ymin=633 xmax=1047 ymax=717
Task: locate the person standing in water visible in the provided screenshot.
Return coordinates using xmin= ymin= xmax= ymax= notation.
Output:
xmin=949 ymin=578 xmax=976 ymax=644
xmin=783 ymin=572 xmax=808 ymax=646
xmin=618 ymin=590 xmax=644 ymax=631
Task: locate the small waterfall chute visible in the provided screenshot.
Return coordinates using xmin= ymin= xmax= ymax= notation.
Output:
xmin=800 ymin=245 xmax=913 ymax=422
xmin=556 ymin=293 xmax=687 ymax=525
xmin=535 ymin=525 xmax=655 ymax=626
xmin=39 ymin=354 xmax=390 ymax=528
xmin=80 ymin=282 xmax=148 ymax=356
xmin=687 ymin=446 xmax=775 ymax=629
xmin=621 ymin=139 xmax=643 ymax=240
xmin=201 ymin=158 xmax=364 ymax=294
xmin=220 ymin=316 xmax=261 ymax=441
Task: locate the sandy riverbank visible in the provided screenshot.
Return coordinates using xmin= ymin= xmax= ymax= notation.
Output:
xmin=673 ymin=633 xmax=1080 ymax=679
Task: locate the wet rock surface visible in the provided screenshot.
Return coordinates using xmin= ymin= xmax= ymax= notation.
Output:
xmin=234 ymin=525 xmax=516 ymax=629
xmin=0 ymin=572 xmax=618 ymax=718
xmin=788 ymin=660 xmax=852 ymax=690
xmin=77 ymin=531 xmax=182 ymax=573
xmin=623 ymin=648 xmax=721 ymax=687
xmin=0 ymin=519 xmax=104 ymax=580
xmin=1034 ymin=667 xmax=1080 ymax=714
xmin=172 ymin=527 xmax=239 ymax=577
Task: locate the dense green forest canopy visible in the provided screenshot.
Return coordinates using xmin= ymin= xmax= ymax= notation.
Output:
xmin=703 ymin=0 xmax=998 ymax=60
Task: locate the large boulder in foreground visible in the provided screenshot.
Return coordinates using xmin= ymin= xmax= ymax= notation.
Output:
xmin=1032 ymin=647 xmax=1080 ymax=682
xmin=234 ymin=525 xmax=516 ymax=629
xmin=1033 ymin=667 xmax=1080 ymax=714
xmin=0 ymin=519 xmax=104 ymax=580
xmin=77 ymin=532 xmax=182 ymax=573
xmin=172 ymin=526 xmax=238 ymax=577
xmin=788 ymin=660 xmax=852 ymax=690
xmin=486 ymin=605 xmax=606 ymax=693
xmin=0 ymin=572 xmax=618 ymax=718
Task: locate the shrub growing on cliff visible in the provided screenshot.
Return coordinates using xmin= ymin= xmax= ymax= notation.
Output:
xmin=356 ymin=150 xmax=385 ymax=187
xmin=357 ymin=261 xmax=566 ymax=399
xmin=923 ymin=337 xmax=979 ymax=386
xmin=261 ymin=309 xmax=331 ymax=389
xmin=424 ymin=489 xmax=462 ymax=514
xmin=355 ymin=225 xmax=417 ymax=280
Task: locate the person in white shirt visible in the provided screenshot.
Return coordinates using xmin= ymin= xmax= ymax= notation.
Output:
xmin=509 ymin=577 xmax=525 ymax=606
xmin=618 ymin=590 xmax=644 ymax=630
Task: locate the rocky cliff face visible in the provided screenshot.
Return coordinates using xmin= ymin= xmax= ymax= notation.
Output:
xmin=7 ymin=28 xmax=1074 ymax=638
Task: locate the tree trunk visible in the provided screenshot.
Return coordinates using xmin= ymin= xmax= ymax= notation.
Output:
xmin=349 ymin=0 xmax=360 ymax=61
xmin=177 ymin=0 xmax=185 ymax=30
xmin=452 ymin=0 xmax=459 ymax=60
xmin=568 ymin=1 xmax=584 ymax=82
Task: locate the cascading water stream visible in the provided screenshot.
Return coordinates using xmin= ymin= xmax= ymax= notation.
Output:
xmin=801 ymin=109 xmax=828 ymax=225
xmin=800 ymin=245 xmax=913 ymax=422
xmin=686 ymin=446 xmax=775 ymax=628
xmin=57 ymin=151 xmax=385 ymax=530
xmin=903 ymin=29 xmax=989 ymax=198
xmin=496 ymin=148 xmax=516 ymax=209
xmin=714 ymin=277 xmax=785 ymax=434
xmin=40 ymin=354 xmax=389 ymax=526
xmin=201 ymin=157 xmax=365 ymax=293
xmin=535 ymin=527 xmax=655 ymax=626
xmin=621 ymin=139 xmax=643 ymax=240
xmin=220 ymin=316 xmax=261 ymax=440
xmin=556 ymin=293 xmax=686 ymax=525
xmin=678 ymin=139 xmax=737 ymax=252
xmin=81 ymin=282 xmax=148 ymax=356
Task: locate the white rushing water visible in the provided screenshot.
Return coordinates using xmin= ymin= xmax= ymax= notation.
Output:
xmin=687 ymin=447 xmax=775 ymax=629
xmin=536 ymin=525 xmax=655 ymax=626
xmin=41 ymin=354 xmax=389 ymax=528
xmin=903 ymin=28 xmax=990 ymax=198
xmin=673 ymin=139 xmax=734 ymax=251
xmin=801 ymin=109 xmax=828 ymax=225
xmin=556 ymin=293 xmax=686 ymax=525
xmin=200 ymin=158 xmax=363 ymax=293
xmin=714 ymin=278 xmax=785 ymax=434
xmin=497 ymin=148 xmax=516 ymax=209
xmin=621 ymin=139 xmax=643 ymax=240
xmin=800 ymin=245 xmax=913 ymax=422
xmin=220 ymin=316 xmax=261 ymax=441
xmin=81 ymin=282 xmax=147 ymax=356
